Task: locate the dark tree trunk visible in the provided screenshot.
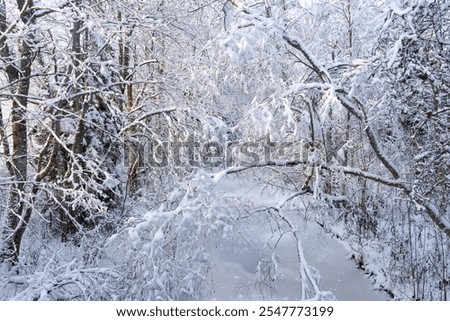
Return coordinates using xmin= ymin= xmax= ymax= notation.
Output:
xmin=0 ymin=0 xmax=34 ymax=265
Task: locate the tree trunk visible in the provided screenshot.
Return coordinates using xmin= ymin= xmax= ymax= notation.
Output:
xmin=0 ymin=0 xmax=34 ymax=265
xmin=119 ymin=11 xmax=138 ymax=193
xmin=60 ymin=0 xmax=84 ymax=242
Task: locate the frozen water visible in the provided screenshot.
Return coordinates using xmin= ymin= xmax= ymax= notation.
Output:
xmin=208 ymin=174 xmax=389 ymax=301
xmin=210 ymin=223 xmax=388 ymax=300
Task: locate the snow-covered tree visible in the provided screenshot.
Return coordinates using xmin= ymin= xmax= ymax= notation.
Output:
xmin=0 ymin=0 xmax=448 ymax=301
xmin=369 ymin=0 xmax=450 ymax=300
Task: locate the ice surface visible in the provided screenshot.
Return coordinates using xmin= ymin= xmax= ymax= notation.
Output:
xmin=208 ymin=174 xmax=389 ymax=301
xmin=210 ymin=222 xmax=388 ymax=301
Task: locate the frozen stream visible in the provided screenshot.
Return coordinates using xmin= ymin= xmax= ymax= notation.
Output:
xmin=210 ymin=223 xmax=388 ymax=301
xmin=208 ymin=175 xmax=389 ymax=301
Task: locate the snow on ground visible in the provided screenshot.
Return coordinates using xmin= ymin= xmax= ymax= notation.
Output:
xmin=207 ymin=172 xmax=389 ymax=300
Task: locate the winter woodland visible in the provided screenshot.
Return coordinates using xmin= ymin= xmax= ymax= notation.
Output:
xmin=0 ymin=0 xmax=449 ymax=300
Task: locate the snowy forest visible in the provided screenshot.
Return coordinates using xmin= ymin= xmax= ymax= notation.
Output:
xmin=0 ymin=0 xmax=449 ymax=301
